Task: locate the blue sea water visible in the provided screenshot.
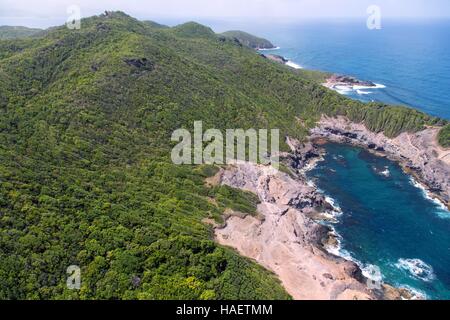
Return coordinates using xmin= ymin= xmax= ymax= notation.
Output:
xmin=204 ymin=18 xmax=450 ymax=299
xmin=307 ymin=143 xmax=450 ymax=299
xmin=218 ymin=19 xmax=450 ymax=119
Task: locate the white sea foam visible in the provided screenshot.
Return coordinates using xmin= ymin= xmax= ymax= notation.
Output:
xmin=331 ymin=82 xmax=386 ymax=96
xmin=334 ymin=85 xmax=352 ymax=95
xmin=257 ymin=46 xmax=281 ymax=51
xmin=353 ymin=85 xmax=375 ymax=90
xmin=380 ymin=169 xmax=390 ymax=177
xmin=361 ymin=264 xmax=383 ymax=283
xmin=285 ymin=60 xmax=302 ymax=69
xmin=397 ymin=285 xmax=427 ymax=300
xmin=306 ymin=179 xmax=316 ymax=188
xmin=356 ymin=89 xmax=372 ymax=95
xmin=324 ymin=195 xmax=343 ymax=215
xmin=324 ymin=227 xmax=385 ymax=285
xmin=299 ymin=155 xmax=324 ymax=175
xmin=409 ymin=177 xmax=449 ymax=217
xmin=395 ymin=258 xmax=436 ymax=282
xmin=323 ymin=227 xmax=346 ymax=256
xmin=317 ymin=196 xmax=390 ymax=291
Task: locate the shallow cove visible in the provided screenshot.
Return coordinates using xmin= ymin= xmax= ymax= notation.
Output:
xmin=306 ymin=143 xmax=450 ymax=299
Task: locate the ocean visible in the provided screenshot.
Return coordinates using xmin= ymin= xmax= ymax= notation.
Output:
xmin=211 ymin=19 xmax=450 ymax=119
xmin=307 ymin=143 xmax=450 ymax=299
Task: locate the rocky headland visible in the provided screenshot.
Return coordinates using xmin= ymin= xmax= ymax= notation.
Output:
xmin=209 ymin=115 xmax=450 ymax=300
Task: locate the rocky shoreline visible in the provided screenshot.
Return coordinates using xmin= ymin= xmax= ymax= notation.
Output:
xmin=322 ymin=74 xmax=377 ymax=90
xmin=212 ymin=161 xmax=375 ymax=300
xmin=209 ymin=116 xmax=449 ymax=300
xmin=310 ymin=116 xmax=450 ymax=209
xmin=210 ymin=160 xmax=416 ymax=300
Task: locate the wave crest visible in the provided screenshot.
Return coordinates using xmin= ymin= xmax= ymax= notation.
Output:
xmin=395 ymin=258 xmax=435 ymax=282
xmin=285 ymin=60 xmax=302 ymax=69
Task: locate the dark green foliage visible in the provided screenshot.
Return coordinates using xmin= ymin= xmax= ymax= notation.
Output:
xmin=438 ymin=125 xmax=450 ymax=148
xmin=194 ymin=164 xmax=220 ymax=178
xmin=221 ymin=30 xmax=275 ymax=49
xmin=0 ymin=11 xmax=447 ymax=300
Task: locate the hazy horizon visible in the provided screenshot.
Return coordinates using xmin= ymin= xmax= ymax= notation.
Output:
xmin=1 ymin=0 xmax=450 ymax=28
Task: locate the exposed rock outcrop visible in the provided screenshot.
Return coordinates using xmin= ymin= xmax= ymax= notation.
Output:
xmin=123 ymin=58 xmax=154 ymax=73
xmin=324 ymin=74 xmax=376 ymax=88
xmin=213 ymin=161 xmax=379 ymax=300
xmin=310 ymin=116 xmax=450 ymax=208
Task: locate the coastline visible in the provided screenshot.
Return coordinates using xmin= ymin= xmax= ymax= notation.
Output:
xmin=209 ymin=159 xmax=416 ymax=300
xmin=211 ymin=161 xmax=374 ymax=300
xmin=257 ymin=49 xmax=386 ymax=95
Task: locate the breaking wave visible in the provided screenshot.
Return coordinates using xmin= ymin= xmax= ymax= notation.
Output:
xmin=395 ymin=258 xmax=436 ymax=282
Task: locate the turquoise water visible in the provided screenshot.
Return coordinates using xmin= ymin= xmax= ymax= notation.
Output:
xmin=212 ymin=19 xmax=450 ymax=119
xmin=307 ymin=143 xmax=450 ymax=299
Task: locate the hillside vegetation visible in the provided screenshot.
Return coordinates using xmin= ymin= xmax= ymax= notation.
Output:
xmin=0 ymin=26 xmax=42 ymax=39
xmin=0 ymin=11 xmax=447 ymax=299
xmin=221 ymin=30 xmax=275 ymax=49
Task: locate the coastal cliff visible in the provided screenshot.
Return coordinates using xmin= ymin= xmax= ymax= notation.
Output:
xmin=210 ymin=160 xmax=417 ymax=300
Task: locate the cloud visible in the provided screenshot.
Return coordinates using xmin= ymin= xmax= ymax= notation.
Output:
xmin=0 ymin=0 xmax=449 ymax=27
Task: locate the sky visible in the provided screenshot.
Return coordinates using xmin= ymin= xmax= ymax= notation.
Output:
xmin=1 ymin=0 xmax=450 ymax=28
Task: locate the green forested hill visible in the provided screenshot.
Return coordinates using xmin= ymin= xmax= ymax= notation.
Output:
xmin=0 ymin=26 xmax=42 ymax=39
xmin=0 ymin=11 xmax=447 ymax=300
xmin=221 ymin=30 xmax=275 ymax=49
